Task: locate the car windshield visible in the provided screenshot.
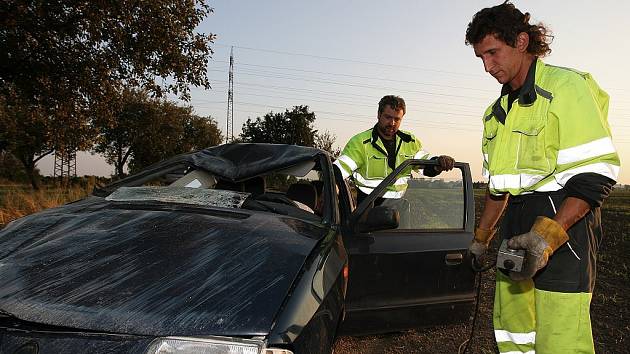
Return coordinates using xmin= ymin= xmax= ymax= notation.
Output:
xmin=106 ymin=187 xmax=251 ymax=209
xmin=105 ymin=159 xmax=326 ymax=222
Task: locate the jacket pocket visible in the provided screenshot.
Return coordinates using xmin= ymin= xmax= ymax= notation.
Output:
xmin=482 ymin=118 xmax=499 ymax=169
xmin=511 ymin=111 xmax=549 ymax=173
xmin=366 ymin=155 xmax=388 ymax=179
xmin=484 ymin=117 xmax=499 ymax=140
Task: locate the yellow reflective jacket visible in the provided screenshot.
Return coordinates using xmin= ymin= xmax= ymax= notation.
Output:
xmin=334 ymin=126 xmax=429 ymax=198
xmin=482 ymin=59 xmax=620 ymax=195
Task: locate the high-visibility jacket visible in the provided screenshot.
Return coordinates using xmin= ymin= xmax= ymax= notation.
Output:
xmin=334 ymin=127 xmax=430 ymax=198
xmin=482 ymin=59 xmax=620 ymax=195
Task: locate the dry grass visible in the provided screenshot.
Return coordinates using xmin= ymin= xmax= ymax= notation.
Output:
xmin=0 ymin=181 xmax=94 ymax=227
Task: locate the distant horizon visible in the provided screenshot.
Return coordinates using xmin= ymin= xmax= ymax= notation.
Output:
xmin=35 ymin=1 xmax=629 ymax=184
xmin=34 ymin=149 xmax=630 ymax=189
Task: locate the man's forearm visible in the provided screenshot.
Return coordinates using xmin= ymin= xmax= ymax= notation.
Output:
xmin=478 ymin=188 xmax=509 ymax=230
xmin=553 ymin=196 xmax=591 ymax=231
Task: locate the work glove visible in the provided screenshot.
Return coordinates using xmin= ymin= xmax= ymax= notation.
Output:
xmin=469 ymin=227 xmax=496 ymax=259
xmin=507 ymin=216 xmax=569 ymax=281
xmin=434 ymin=155 xmax=455 ymax=172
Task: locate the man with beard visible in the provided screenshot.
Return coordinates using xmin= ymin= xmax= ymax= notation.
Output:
xmin=334 ymin=95 xmax=455 ymax=206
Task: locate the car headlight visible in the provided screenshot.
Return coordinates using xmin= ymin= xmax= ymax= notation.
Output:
xmin=145 ymin=336 xmax=293 ymax=354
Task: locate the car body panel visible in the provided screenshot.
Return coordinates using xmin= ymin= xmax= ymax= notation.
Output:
xmin=341 ymin=160 xmax=476 ymax=334
xmin=0 ymin=145 xmax=477 ymax=353
xmin=267 ymin=230 xmax=347 ymax=351
xmin=0 ymin=196 xmax=327 ymax=336
xmin=0 ymin=331 xmax=151 ymax=354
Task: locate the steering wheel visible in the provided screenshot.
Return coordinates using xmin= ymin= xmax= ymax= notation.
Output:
xmin=255 ymin=192 xmax=298 ymax=207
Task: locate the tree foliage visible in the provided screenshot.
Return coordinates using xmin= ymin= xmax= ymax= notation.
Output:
xmin=1 ymin=0 xmax=214 ymax=102
xmin=93 ymin=89 xmax=222 ymax=177
xmin=240 ymin=105 xmax=318 ymax=146
xmin=0 ymin=148 xmax=29 ymax=183
xmin=314 ymin=130 xmax=341 ymax=158
xmin=0 ymin=93 xmax=55 ymax=188
xmin=240 ymin=105 xmax=340 ymax=158
xmin=0 ymin=0 xmax=215 ymax=185
xmin=128 ymin=103 xmax=222 ymax=174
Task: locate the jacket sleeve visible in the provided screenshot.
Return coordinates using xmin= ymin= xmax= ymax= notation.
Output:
xmin=565 ymin=173 xmax=615 ymax=208
xmin=333 ymin=135 xmax=365 ymax=180
xmin=549 ymin=72 xmax=620 ymax=188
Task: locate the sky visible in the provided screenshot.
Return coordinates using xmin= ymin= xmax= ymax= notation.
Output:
xmin=38 ymin=0 xmax=630 ymax=184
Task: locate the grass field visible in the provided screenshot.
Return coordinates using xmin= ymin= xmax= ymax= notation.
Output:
xmin=0 ymin=183 xmax=93 ymax=227
xmin=403 ymin=187 xmax=464 ymax=229
xmin=335 ymin=189 xmax=630 ymax=353
xmin=0 ymin=185 xmax=628 ymax=353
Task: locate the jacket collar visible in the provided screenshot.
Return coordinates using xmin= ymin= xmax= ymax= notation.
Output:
xmin=500 ymin=57 xmax=538 ymax=105
xmin=491 ymin=58 xmax=539 ymax=123
xmin=368 ymin=125 xmax=414 ymax=159
xmin=370 ymin=125 xmax=414 ymax=144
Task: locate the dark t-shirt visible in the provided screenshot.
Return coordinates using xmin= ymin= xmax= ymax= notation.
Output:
xmin=507 ymin=87 xmax=521 ymax=114
xmin=381 ymin=137 xmax=397 ymax=170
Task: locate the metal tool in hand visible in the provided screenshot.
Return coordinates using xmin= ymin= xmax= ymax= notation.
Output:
xmin=497 ymin=239 xmax=526 ymax=272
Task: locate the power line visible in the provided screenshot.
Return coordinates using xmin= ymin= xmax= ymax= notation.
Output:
xmin=194 ymin=99 xmax=630 ymax=139
xmin=213 ymin=43 xmax=487 ymax=78
xmin=198 ymin=78 xmax=492 ymax=109
xmin=195 ymin=100 xmax=486 ymax=126
xmin=193 ymin=91 xmax=482 ymax=116
xmin=194 ymin=84 xmax=630 ymax=126
xmin=204 ymin=47 xmax=630 ymax=139
xmin=212 ymin=72 xmax=493 ymax=101
xmin=210 ymin=61 xmax=498 ymax=93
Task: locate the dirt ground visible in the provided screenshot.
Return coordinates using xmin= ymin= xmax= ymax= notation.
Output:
xmin=333 ymin=190 xmax=630 ymax=354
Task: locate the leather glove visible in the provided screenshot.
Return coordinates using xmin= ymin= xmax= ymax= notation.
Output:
xmin=507 ymin=216 xmax=569 ymax=281
xmin=434 ymin=155 xmax=455 ymax=172
xmin=469 ymin=227 xmax=496 ymax=258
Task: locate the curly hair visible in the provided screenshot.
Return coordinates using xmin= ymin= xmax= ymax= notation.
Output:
xmin=378 ymin=95 xmax=406 ymax=115
xmin=465 ymin=1 xmax=553 ymax=57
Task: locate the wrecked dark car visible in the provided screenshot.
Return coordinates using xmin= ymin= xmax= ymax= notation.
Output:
xmin=0 ymin=143 xmax=476 ymax=354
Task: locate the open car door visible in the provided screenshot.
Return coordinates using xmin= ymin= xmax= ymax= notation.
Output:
xmin=341 ymin=159 xmax=476 ymax=335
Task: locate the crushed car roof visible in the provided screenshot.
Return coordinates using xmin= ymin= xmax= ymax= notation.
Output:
xmin=190 ymin=143 xmax=325 ymax=180
xmin=96 ymin=143 xmax=327 ymax=196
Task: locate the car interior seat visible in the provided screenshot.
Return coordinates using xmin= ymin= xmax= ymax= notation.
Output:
xmin=214 ymin=179 xmax=241 ymax=191
xmin=286 ymin=183 xmax=318 ymax=211
xmin=170 ymin=169 xmax=216 ymax=188
xmin=242 ymin=176 xmax=266 ymax=196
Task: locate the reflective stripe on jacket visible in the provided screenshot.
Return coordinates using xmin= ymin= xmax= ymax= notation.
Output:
xmin=482 ymin=59 xmax=620 ymax=196
xmin=334 ymin=127 xmax=429 ymax=198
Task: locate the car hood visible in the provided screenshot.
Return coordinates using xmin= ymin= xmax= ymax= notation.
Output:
xmin=0 ymin=197 xmax=326 ymax=336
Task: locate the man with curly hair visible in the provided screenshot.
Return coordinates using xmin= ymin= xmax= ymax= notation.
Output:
xmin=465 ymin=2 xmax=620 ymax=353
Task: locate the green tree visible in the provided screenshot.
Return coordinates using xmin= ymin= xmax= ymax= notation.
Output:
xmin=314 ymin=130 xmax=341 ymax=158
xmin=240 ymin=105 xmax=318 ymax=146
xmin=93 ymin=89 xmax=222 ymax=177
xmin=0 ymin=86 xmax=96 ymax=188
xmin=126 ymin=101 xmax=189 ymax=174
xmin=0 ymin=93 xmax=54 ymax=188
xmin=181 ymin=114 xmax=224 ymax=152
xmin=1 ymin=0 xmax=215 ymax=186
xmin=0 ymin=151 xmax=28 ymax=182
xmin=1 ymin=0 xmax=214 ymax=102
xmin=92 ymin=89 xmax=151 ymax=178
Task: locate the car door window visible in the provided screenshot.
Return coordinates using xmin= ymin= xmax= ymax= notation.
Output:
xmin=369 ymin=164 xmax=466 ymax=231
xmin=393 ymin=168 xmax=465 ymax=230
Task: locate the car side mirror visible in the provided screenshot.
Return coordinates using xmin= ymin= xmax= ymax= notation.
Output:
xmin=357 ymin=206 xmax=399 ymax=233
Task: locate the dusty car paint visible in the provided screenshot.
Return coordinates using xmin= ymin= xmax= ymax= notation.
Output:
xmin=0 ymin=196 xmax=327 ymax=336
xmin=0 ymin=144 xmax=476 ymax=354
